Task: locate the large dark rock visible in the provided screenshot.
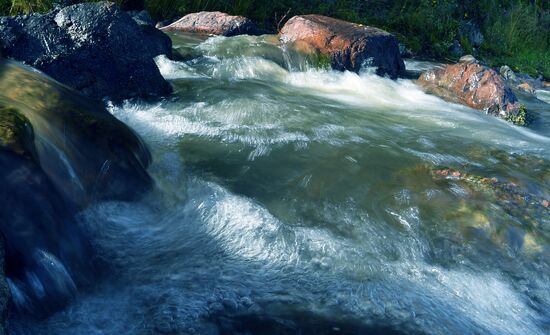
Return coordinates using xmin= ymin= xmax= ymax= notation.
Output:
xmin=129 ymin=10 xmax=173 ymax=59
xmin=0 ymin=59 xmax=154 ymax=316
xmin=0 ymin=2 xmax=171 ymax=101
xmin=0 ymin=238 xmax=8 ymax=335
xmin=54 ymin=0 xmax=144 ymax=11
xmin=279 ymin=15 xmax=405 ymax=78
xmin=161 ymin=11 xmax=262 ymax=37
xmin=417 ymin=59 xmax=526 ymax=124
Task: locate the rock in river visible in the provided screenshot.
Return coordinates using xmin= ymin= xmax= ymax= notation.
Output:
xmin=279 ymin=15 xmax=405 ymax=78
xmin=161 ymin=11 xmax=262 ymax=37
xmin=417 ymin=59 xmax=526 ymax=124
xmin=0 ymin=2 xmax=171 ymax=101
xmin=0 ymin=59 xmax=154 ymax=316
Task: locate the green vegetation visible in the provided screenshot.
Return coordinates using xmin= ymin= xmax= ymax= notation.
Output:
xmin=1 ymin=0 xmax=549 ymax=79
xmin=1 ymin=0 xmax=52 ymax=15
xmin=505 ymin=104 xmax=531 ymax=126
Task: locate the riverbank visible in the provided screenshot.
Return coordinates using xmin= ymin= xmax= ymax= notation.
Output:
xmin=2 ymin=0 xmax=548 ymax=80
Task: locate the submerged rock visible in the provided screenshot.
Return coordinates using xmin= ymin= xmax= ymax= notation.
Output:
xmin=430 ymin=166 xmax=549 ymax=232
xmin=279 ymin=15 xmax=405 ymax=78
xmin=161 ymin=11 xmax=262 ymax=37
xmin=0 ymin=59 xmax=154 ymax=315
xmin=0 ymin=2 xmax=171 ymax=101
xmin=417 ymin=61 xmax=526 ymax=124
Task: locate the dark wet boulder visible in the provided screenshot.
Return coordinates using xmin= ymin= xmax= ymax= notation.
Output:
xmin=54 ymin=0 xmax=144 ymax=11
xmin=0 ymin=239 xmax=7 ymax=335
xmin=160 ymin=11 xmax=262 ymax=37
xmin=0 ymin=2 xmax=171 ymax=101
xmin=0 ymin=59 xmax=154 ymax=315
xmin=279 ymin=15 xmax=405 ymax=78
xmin=129 ymin=10 xmax=173 ymax=59
xmin=417 ymin=59 xmax=526 ymax=124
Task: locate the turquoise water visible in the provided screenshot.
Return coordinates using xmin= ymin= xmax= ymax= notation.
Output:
xmin=11 ymin=34 xmax=550 ymax=334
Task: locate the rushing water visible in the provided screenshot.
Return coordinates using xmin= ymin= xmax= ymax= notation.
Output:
xmin=10 ymin=34 xmax=550 ymax=334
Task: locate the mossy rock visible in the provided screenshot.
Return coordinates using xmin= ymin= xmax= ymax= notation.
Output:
xmin=504 ymin=104 xmax=533 ymax=126
xmin=0 ymin=59 xmax=153 ymax=205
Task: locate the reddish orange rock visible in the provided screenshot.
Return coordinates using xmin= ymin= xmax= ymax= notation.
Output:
xmin=417 ymin=61 xmax=522 ymax=122
xmin=161 ymin=11 xmax=261 ymax=36
xmin=279 ymin=15 xmax=405 ymax=78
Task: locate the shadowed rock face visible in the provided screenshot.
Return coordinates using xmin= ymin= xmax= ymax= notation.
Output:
xmin=0 ymin=239 xmax=7 ymax=335
xmin=0 ymin=59 xmax=153 ymax=316
xmin=279 ymin=15 xmax=405 ymax=78
xmin=417 ymin=62 xmax=523 ymax=123
xmin=0 ymin=2 xmax=171 ymax=101
xmin=161 ymin=11 xmax=262 ymax=37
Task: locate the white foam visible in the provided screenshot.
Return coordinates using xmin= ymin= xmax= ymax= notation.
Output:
xmin=535 ymin=89 xmax=550 ymax=104
xmin=155 ymin=55 xmax=205 ymax=79
xmin=208 ymin=57 xmax=288 ymax=81
xmin=404 ymin=59 xmax=445 ymax=73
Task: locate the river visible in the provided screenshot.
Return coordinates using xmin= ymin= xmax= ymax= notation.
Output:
xmin=10 ymin=33 xmax=550 ymax=335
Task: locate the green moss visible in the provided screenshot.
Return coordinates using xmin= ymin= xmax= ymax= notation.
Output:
xmin=311 ymin=51 xmax=331 ymax=69
xmin=7 ymin=0 xmax=52 ymax=14
xmin=504 ymin=104 xmax=531 ymax=126
xmin=459 ymin=36 xmax=473 ymax=54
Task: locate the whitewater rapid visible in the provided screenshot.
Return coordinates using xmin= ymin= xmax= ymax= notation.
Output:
xmin=11 ymin=34 xmax=550 ymax=335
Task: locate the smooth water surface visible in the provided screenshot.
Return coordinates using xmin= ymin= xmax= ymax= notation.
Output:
xmin=11 ymin=34 xmax=550 ymax=335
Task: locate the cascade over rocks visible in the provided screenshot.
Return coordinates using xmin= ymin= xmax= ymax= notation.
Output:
xmin=417 ymin=60 xmax=525 ymax=124
xmin=0 ymin=59 xmax=154 ymax=316
xmin=161 ymin=11 xmax=262 ymax=37
xmin=0 ymin=2 xmax=171 ymax=101
xmin=279 ymin=15 xmax=405 ymax=78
